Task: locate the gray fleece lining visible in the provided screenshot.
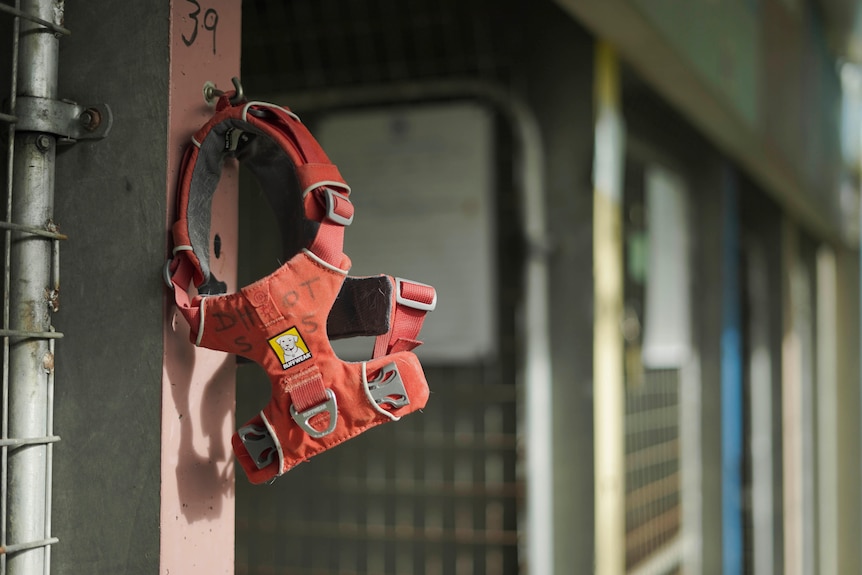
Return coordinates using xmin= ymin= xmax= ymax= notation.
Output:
xmin=187 ymin=116 xmax=390 ymax=339
xmin=187 ymin=118 xmax=309 ymax=285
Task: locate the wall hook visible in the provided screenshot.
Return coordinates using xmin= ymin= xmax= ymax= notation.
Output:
xmin=203 ymin=77 xmax=245 ymax=106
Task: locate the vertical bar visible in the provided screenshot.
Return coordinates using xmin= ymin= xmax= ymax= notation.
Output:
xmin=782 ymin=220 xmax=803 ymax=575
xmin=816 ymin=247 xmax=838 ymax=575
xmin=7 ymin=0 xmax=60 ymax=573
xmin=42 ymin=334 xmax=54 ymax=575
xmin=680 ymin=355 xmax=703 ymax=574
xmin=747 ymin=242 xmax=775 ymax=575
xmin=720 ymin=166 xmax=743 ymax=575
xmin=521 ymin=53 xmax=554 ymax=575
xmin=859 ymin=175 xmax=862 ymax=575
xmin=843 ymin=222 xmax=862 ymax=575
xmin=593 ymin=40 xmax=625 ymax=575
xmin=800 ymin=262 xmax=816 ymax=575
xmin=836 ymin=61 xmax=862 ymax=575
xmin=782 ymin=221 xmax=816 ymax=575
xmin=2 ymin=3 xmax=22 ymax=573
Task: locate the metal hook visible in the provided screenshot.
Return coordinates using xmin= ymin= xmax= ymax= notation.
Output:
xmin=202 ymin=77 xmax=245 ymax=106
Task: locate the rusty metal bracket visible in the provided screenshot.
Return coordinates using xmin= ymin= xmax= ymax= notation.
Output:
xmin=13 ymin=96 xmax=113 ymax=141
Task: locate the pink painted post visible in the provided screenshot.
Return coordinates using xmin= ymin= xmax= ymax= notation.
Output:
xmin=162 ymin=1 xmax=241 ymax=573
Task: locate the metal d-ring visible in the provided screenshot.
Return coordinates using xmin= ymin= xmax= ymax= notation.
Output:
xmin=290 ymin=389 xmax=338 ymax=438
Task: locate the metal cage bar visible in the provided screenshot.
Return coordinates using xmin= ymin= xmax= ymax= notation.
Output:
xmin=1 ymin=1 xmax=65 ymax=573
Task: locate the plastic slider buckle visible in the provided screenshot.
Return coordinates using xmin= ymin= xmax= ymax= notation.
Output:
xmin=324 ymin=188 xmax=354 ymax=226
xmin=238 ymin=423 xmax=277 ymax=469
xmin=367 ymin=362 xmax=410 ymax=409
xmin=395 ymin=277 xmax=437 ymax=312
xmin=290 ymin=388 xmax=338 ymax=438
xmin=163 ymin=245 xmax=194 ymax=289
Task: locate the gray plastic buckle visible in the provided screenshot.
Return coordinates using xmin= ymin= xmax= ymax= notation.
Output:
xmin=367 ymin=363 xmax=410 ymax=409
xmin=290 ymin=388 xmax=338 ymax=438
xmin=395 ymin=277 xmax=437 ymax=311
xmin=238 ymin=423 xmax=277 ymax=469
xmin=324 ymin=188 xmax=354 ymax=226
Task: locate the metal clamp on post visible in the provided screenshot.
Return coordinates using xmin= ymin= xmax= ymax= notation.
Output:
xmin=14 ymin=96 xmax=113 ymax=142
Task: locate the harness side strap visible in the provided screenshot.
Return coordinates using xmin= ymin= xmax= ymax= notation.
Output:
xmin=373 ymin=277 xmax=437 ymax=358
xmin=166 ymin=254 xmax=204 ymax=343
xmin=283 ymin=365 xmax=329 ymax=414
xmin=296 ymin=163 xmax=349 ymax=197
xmin=240 ymin=104 xmax=354 ymax=269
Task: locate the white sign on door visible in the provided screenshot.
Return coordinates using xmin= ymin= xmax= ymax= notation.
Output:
xmin=316 ymin=102 xmax=496 ymax=363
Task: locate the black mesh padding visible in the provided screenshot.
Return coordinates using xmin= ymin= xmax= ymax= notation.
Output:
xmin=326 ymin=275 xmax=392 ymax=340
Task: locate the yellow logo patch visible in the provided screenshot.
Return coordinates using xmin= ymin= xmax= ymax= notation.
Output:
xmin=268 ymin=327 xmax=312 ymax=369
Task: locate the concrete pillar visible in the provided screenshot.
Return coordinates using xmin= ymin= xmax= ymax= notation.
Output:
xmin=51 ymin=1 xmax=240 ymax=572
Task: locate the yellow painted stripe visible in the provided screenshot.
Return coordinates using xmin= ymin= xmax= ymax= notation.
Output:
xmin=593 ymin=40 xmax=626 ymax=575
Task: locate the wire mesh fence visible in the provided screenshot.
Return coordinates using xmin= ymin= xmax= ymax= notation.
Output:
xmin=235 ymin=365 xmax=521 ymax=575
xmin=625 ymin=368 xmax=682 ymax=571
xmin=241 ymin=0 xmax=521 ymax=95
xmin=0 ymin=1 xmax=66 ymax=572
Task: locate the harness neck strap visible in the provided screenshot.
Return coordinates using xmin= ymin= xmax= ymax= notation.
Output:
xmin=166 ymin=95 xmax=354 ymax=331
xmin=166 ymin=93 xmax=437 ymax=360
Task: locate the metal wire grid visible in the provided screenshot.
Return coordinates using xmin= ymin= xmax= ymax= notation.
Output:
xmin=236 ymin=366 xmax=520 ymax=575
xmin=0 ymin=1 xmax=66 ymax=572
xmin=624 ymin=368 xmax=682 ymax=571
xmin=241 ymin=0 xmax=520 ymax=94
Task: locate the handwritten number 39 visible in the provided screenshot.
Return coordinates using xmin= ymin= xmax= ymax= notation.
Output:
xmin=182 ymin=0 xmax=219 ymax=55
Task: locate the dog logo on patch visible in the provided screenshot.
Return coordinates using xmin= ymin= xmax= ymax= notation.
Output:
xmin=268 ymin=327 xmax=312 ymax=369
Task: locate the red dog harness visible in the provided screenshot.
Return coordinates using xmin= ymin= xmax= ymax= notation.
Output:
xmin=165 ymin=91 xmax=437 ymax=484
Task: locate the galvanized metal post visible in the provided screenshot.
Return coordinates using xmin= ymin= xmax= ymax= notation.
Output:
xmin=7 ymin=0 xmax=60 ymax=573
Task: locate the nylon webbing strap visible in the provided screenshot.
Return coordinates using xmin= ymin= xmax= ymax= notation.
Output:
xmin=373 ymin=278 xmax=437 ymax=358
xmin=283 ymin=365 xmax=328 ymax=413
xmin=167 ymin=97 xmax=354 ymax=334
xmin=174 ymin=98 xmax=352 ymax=290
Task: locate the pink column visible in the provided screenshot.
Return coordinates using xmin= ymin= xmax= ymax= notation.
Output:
xmin=161 ymin=1 xmax=241 ymax=573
